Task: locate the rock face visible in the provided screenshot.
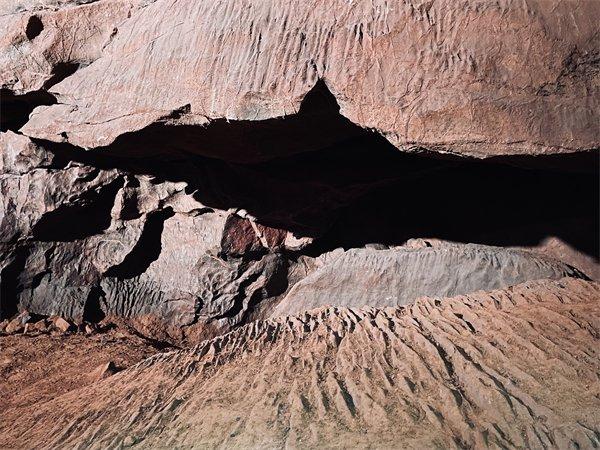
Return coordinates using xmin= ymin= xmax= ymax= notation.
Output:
xmin=1 ymin=278 xmax=599 ymax=449
xmin=0 ymin=0 xmax=141 ymax=94
xmin=0 ymin=2 xmax=599 ymax=446
xmin=0 ymin=0 xmax=144 ymax=131
xmin=1 ymin=0 xmax=599 ymax=344
xmin=271 ymin=244 xmax=585 ymax=318
xmin=14 ymin=0 xmax=600 ymax=158
xmin=0 ymin=131 xmax=300 ymax=339
xmin=1 ymin=126 xmax=594 ymax=341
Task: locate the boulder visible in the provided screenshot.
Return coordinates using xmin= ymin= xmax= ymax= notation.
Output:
xmin=33 ymin=319 xmax=49 ymax=333
xmin=5 ymin=318 xmax=23 ymax=334
xmin=52 ymin=316 xmax=72 ymax=332
xmin=4 ymin=310 xmax=31 ymax=333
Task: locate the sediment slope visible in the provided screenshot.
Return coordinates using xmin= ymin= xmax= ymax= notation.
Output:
xmin=2 ymin=277 xmax=598 ymax=449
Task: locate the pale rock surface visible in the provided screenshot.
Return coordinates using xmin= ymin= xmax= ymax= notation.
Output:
xmin=1 ymin=278 xmax=598 ymax=449
xmin=16 ymin=0 xmax=600 ymax=158
xmin=0 ymin=0 xmax=143 ymax=93
xmin=271 ymin=244 xmax=585 ymax=317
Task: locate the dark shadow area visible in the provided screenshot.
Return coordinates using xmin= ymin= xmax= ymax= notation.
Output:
xmin=103 ymin=79 xmax=368 ymax=163
xmin=25 ymin=15 xmax=44 ymax=41
xmin=104 ymin=208 xmax=175 ymax=279
xmin=30 ymin=81 xmax=599 ymax=262
xmin=82 ymin=285 xmax=106 ymax=323
xmin=314 ymin=154 xmax=599 ymax=257
xmin=43 ymin=62 xmax=80 ymax=90
xmin=0 ymin=88 xmax=56 ymax=132
xmin=0 ymin=246 xmax=30 ymax=320
xmin=31 ymin=177 xmax=124 ymax=242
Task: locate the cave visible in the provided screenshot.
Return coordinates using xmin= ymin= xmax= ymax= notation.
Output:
xmin=2 ymin=80 xmax=596 ymax=333
xmin=3 ymin=3 xmax=600 ymax=445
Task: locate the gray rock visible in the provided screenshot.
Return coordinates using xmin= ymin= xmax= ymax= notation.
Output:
xmin=270 ymin=244 xmax=585 ymax=317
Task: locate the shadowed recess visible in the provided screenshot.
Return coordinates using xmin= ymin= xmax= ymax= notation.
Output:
xmin=31 ymin=178 xmax=124 ymax=242
xmin=29 ymin=81 xmax=599 ymax=262
xmin=0 ymin=89 xmax=56 ymax=132
xmin=104 ymin=208 xmax=175 ymax=279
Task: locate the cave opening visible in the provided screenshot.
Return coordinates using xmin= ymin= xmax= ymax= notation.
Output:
xmin=36 ymin=81 xmax=599 ymax=274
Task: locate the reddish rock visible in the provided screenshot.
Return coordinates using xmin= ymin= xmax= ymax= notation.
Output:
xmin=4 ymin=311 xmax=31 ymax=334
xmin=255 ymin=223 xmax=288 ymax=250
xmin=0 ymin=0 xmax=142 ymax=95
xmin=52 ymin=317 xmax=72 ymax=333
xmin=14 ymin=0 xmax=600 ymax=158
xmin=220 ymin=215 xmax=263 ymax=257
xmin=32 ymin=320 xmax=49 ymax=333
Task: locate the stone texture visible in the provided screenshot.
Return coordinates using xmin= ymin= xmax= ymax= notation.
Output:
xmin=1 ymin=278 xmax=598 ymax=449
xmin=14 ymin=0 xmax=600 ymax=158
xmin=271 ymin=244 xmax=586 ymax=318
xmin=1 ymin=130 xmax=597 ymax=341
xmin=0 ymin=0 xmax=142 ymax=94
xmin=0 ymin=0 xmax=598 ymax=347
xmin=91 ymin=361 xmax=117 ymax=381
xmin=0 ymin=132 xmax=301 ymax=338
xmin=52 ymin=316 xmax=71 ymax=332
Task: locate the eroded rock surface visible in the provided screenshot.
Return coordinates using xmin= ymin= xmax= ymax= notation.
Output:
xmin=1 ymin=129 xmax=597 ymax=342
xmin=1 ymin=278 xmax=598 ymax=449
xmin=0 ymin=0 xmax=146 ymax=131
xmin=7 ymin=0 xmax=597 ymax=158
xmin=0 ymin=0 xmax=142 ymax=94
xmin=0 ymin=132 xmax=304 ymax=340
xmin=271 ymin=244 xmax=585 ymax=318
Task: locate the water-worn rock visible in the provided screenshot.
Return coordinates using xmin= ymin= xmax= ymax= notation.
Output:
xmin=271 ymin=244 xmax=586 ymax=317
xmin=0 ymin=132 xmax=298 ymax=338
xmin=1 ymin=132 xmax=596 ymax=340
xmin=15 ymin=0 xmax=600 ymax=158
xmin=0 ymin=0 xmax=598 ymax=343
xmin=1 ymin=278 xmax=598 ymax=449
xmin=0 ymin=0 xmax=142 ymax=94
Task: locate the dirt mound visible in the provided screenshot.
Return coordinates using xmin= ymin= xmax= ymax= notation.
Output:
xmin=1 ymin=277 xmax=598 ymax=449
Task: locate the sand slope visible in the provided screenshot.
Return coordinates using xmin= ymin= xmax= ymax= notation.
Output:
xmin=1 ymin=277 xmax=599 ymax=449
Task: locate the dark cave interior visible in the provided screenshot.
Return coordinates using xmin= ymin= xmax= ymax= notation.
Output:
xmin=34 ymin=81 xmax=598 ymax=262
